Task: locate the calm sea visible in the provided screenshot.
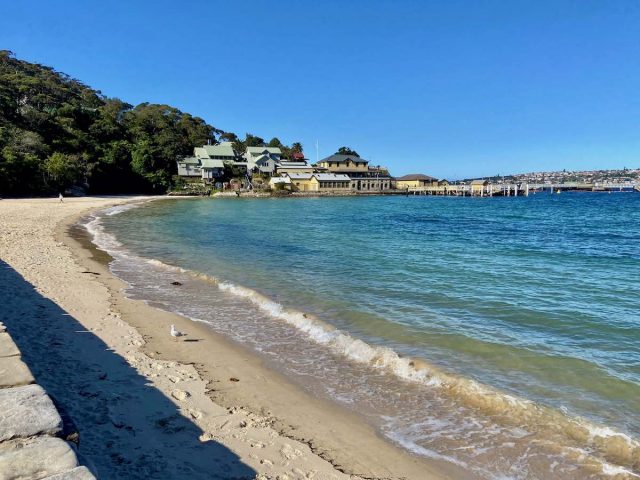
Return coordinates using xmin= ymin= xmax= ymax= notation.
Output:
xmin=87 ymin=193 xmax=640 ymax=479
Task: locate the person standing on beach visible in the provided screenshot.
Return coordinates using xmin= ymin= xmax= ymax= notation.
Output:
xmin=59 ymin=193 xmax=64 ymax=203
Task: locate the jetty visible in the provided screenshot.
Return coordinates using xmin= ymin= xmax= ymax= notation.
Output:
xmin=406 ymin=181 xmax=640 ymax=197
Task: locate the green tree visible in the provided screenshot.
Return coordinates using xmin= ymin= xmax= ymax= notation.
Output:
xmin=220 ymin=132 xmax=239 ymax=143
xmin=244 ymin=133 xmax=265 ymax=148
xmin=0 ymin=51 xmax=222 ymax=196
xmin=335 ymin=146 xmax=359 ymax=156
xmin=44 ymin=152 xmax=81 ymax=190
xmin=268 ymin=137 xmax=283 ymax=148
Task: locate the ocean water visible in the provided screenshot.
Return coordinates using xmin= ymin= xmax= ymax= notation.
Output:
xmin=87 ymin=193 xmax=640 ymax=479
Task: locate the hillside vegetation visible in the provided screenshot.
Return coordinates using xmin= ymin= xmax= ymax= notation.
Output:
xmin=0 ymin=50 xmax=225 ymax=196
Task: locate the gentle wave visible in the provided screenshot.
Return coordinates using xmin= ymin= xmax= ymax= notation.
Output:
xmin=83 ymin=203 xmax=640 ymax=477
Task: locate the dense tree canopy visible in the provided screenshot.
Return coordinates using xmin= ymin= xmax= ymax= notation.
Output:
xmin=0 ymin=50 xmax=219 ymax=196
xmin=0 ymin=51 xmax=311 ymax=196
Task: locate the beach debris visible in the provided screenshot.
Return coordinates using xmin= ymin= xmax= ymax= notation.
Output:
xmin=170 ymin=324 xmax=186 ymax=339
xmin=171 ymin=281 xmax=182 ymax=286
xmin=170 ymin=389 xmax=190 ymax=401
xmin=229 ymin=377 xmax=240 ymax=382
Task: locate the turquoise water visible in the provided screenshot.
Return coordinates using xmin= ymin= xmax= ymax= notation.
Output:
xmin=92 ymin=193 xmax=640 ymax=479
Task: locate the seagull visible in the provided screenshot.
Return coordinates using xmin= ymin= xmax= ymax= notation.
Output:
xmin=170 ymin=324 xmax=186 ymax=339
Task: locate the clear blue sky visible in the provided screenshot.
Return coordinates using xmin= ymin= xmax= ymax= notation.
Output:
xmin=2 ymin=1 xmax=639 ymax=178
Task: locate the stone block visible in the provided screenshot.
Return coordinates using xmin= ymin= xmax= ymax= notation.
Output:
xmin=42 ymin=466 xmax=96 ymax=480
xmin=0 ymin=437 xmax=78 ymax=480
xmin=0 ymin=334 xmax=19 ymax=359
xmin=0 ymin=356 xmax=35 ymax=388
xmin=0 ymin=384 xmax=62 ymax=442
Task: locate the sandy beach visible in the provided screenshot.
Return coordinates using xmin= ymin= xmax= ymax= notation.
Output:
xmin=0 ymin=196 xmax=458 ymax=480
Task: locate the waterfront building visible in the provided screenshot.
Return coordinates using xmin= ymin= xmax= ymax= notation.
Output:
xmin=284 ymin=173 xmax=351 ymax=192
xmin=470 ymin=179 xmax=489 ymax=195
xmin=395 ymin=174 xmax=439 ymax=189
xmin=269 ymin=176 xmax=292 ymax=190
xmin=276 ymin=160 xmax=314 ymax=175
xmin=313 ymin=173 xmax=351 ymax=192
xmin=177 ymin=142 xmax=244 ymax=183
xmin=200 ymin=159 xmax=225 ymax=180
xmin=315 ymin=154 xmax=392 ymax=191
xmin=286 ymin=173 xmax=315 ymax=191
xmin=176 ymin=157 xmax=202 ymax=177
xmin=245 ymin=147 xmax=282 ymax=174
xmin=197 ymin=142 xmax=238 ymax=162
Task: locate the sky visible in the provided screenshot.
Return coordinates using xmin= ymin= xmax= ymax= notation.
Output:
xmin=1 ymin=0 xmax=639 ymax=179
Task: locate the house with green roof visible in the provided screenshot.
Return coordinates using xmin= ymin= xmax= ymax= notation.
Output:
xmin=244 ymin=146 xmax=282 ymax=174
xmin=176 ymin=156 xmax=202 ymax=177
xmin=177 ymin=142 xmax=242 ymax=182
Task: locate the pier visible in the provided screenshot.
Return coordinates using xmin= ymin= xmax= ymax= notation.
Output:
xmin=406 ymin=182 xmax=640 ymax=197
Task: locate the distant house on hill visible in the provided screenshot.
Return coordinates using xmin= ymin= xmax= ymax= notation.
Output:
xmin=395 ymin=174 xmax=439 ymax=189
xmin=244 ymin=146 xmax=282 ymax=174
xmin=315 ymin=154 xmax=391 ymax=191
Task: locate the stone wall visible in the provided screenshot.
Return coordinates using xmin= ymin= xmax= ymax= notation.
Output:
xmin=0 ymin=323 xmax=96 ymax=480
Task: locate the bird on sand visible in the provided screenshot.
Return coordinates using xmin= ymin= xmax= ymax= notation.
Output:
xmin=170 ymin=324 xmax=186 ymax=339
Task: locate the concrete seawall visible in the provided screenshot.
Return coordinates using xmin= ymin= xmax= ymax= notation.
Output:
xmin=0 ymin=322 xmax=96 ymax=480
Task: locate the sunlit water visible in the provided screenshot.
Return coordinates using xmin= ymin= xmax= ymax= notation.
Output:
xmin=87 ymin=193 xmax=640 ymax=479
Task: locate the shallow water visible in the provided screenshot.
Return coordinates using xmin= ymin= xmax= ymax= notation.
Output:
xmin=89 ymin=193 xmax=640 ymax=479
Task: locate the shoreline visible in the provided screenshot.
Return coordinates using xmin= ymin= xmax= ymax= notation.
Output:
xmin=65 ymin=200 xmax=464 ymax=479
xmin=1 ymin=197 xmax=460 ymax=479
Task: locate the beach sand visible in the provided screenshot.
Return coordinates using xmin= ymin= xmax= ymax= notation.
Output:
xmin=0 ymin=196 xmax=461 ymax=479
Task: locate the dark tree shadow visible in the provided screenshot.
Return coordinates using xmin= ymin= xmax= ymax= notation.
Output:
xmin=0 ymin=260 xmax=256 ymax=480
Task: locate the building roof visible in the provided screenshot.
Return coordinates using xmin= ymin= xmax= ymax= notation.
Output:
xmin=395 ymin=174 xmax=437 ymax=181
xmin=200 ymin=159 xmax=225 ymax=169
xmin=318 ymin=154 xmax=369 ymax=165
xmin=194 ymin=147 xmax=210 ymax=159
xmin=252 ymin=154 xmax=272 ymax=164
xmin=269 ymin=176 xmax=291 ymax=184
xmin=286 ymin=173 xmax=314 ymax=180
xmin=202 ymin=143 xmax=236 ymax=158
xmin=179 ymin=156 xmax=200 ymax=165
xmin=279 ymin=161 xmax=310 ymax=167
xmin=313 ymin=173 xmax=350 ymax=182
xmin=470 ymin=179 xmax=489 ymax=185
xmin=291 ymin=152 xmax=305 ymax=160
xmin=246 ymin=146 xmax=282 ymax=155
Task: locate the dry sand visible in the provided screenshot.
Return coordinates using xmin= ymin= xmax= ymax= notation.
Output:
xmin=0 ymin=196 xmax=460 ymax=480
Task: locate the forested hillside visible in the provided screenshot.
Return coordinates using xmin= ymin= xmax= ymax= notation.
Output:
xmin=0 ymin=50 xmax=220 ymax=196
